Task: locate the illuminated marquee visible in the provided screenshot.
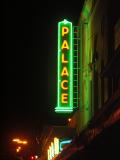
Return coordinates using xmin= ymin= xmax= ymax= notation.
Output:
xmin=55 ymin=19 xmax=73 ymax=113
xmin=47 ymin=137 xmax=72 ymax=160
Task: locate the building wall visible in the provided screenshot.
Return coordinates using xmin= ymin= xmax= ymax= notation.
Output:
xmin=76 ymin=0 xmax=120 ymax=135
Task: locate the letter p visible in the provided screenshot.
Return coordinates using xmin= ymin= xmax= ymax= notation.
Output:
xmin=62 ymin=27 xmax=69 ymax=36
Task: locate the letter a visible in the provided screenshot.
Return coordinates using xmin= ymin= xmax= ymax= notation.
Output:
xmin=61 ymin=40 xmax=69 ymax=50
xmin=61 ymin=67 xmax=69 ymax=76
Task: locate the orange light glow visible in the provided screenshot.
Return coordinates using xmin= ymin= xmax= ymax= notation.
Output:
xmin=22 ymin=141 xmax=28 ymax=144
xmin=12 ymin=138 xmax=28 ymax=144
xmin=16 ymin=146 xmax=21 ymax=152
xmin=68 ymin=118 xmax=71 ymax=122
xmin=13 ymin=138 xmax=20 ymax=142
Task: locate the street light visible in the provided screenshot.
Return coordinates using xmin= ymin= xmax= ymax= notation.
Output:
xmin=16 ymin=146 xmax=21 ymax=152
xmin=12 ymin=138 xmax=28 ymax=145
xmin=12 ymin=138 xmax=28 ymax=154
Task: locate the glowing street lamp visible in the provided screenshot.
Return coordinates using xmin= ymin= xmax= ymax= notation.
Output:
xmin=12 ymin=138 xmax=20 ymax=142
xmin=16 ymin=146 xmax=21 ymax=153
xmin=12 ymin=138 xmax=28 ymax=145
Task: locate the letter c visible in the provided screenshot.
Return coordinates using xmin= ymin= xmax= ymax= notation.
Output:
xmin=61 ymin=80 xmax=68 ymax=90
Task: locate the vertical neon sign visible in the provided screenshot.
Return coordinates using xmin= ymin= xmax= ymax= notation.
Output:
xmin=55 ymin=19 xmax=73 ymax=113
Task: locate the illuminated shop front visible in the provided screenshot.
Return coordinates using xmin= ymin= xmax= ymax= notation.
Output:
xmin=47 ymin=137 xmax=72 ymax=160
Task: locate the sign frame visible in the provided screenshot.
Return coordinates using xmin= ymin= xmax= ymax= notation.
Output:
xmin=55 ymin=19 xmax=73 ymax=113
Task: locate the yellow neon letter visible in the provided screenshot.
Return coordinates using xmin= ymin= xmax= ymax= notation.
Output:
xmin=61 ymin=80 xmax=68 ymax=90
xmin=48 ymin=149 xmax=50 ymax=160
xmin=61 ymin=67 xmax=69 ymax=76
xmin=62 ymin=93 xmax=68 ymax=103
xmin=54 ymin=137 xmax=59 ymax=155
xmin=62 ymin=53 xmax=68 ymax=63
xmin=61 ymin=40 xmax=69 ymax=50
xmin=62 ymin=27 xmax=69 ymax=36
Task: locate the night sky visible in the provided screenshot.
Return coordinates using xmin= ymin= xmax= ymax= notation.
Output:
xmin=2 ymin=0 xmax=84 ymax=155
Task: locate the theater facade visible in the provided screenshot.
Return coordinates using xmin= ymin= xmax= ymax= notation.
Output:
xmin=40 ymin=0 xmax=120 ymax=159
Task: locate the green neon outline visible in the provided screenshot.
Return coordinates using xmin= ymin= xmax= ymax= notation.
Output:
xmin=55 ymin=108 xmax=73 ymax=113
xmin=60 ymin=139 xmax=72 ymax=151
xmin=70 ymin=22 xmax=73 ymax=110
xmin=56 ymin=19 xmax=73 ymax=113
xmin=57 ymin=22 xmax=60 ymax=108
